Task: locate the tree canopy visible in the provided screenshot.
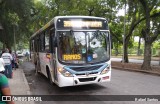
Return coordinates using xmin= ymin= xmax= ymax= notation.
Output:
xmin=0 ymin=0 xmax=160 ymax=70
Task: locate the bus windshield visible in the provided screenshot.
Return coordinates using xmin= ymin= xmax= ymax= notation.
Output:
xmin=58 ymin=31 xmax=110 ymax=64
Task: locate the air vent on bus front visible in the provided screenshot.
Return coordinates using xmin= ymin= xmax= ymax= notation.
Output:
xmin=75 ymin=72 xmax=98 ymax=76
xmin=69 ymin=65 xmax=103 ymax=72
xmin=78 ymin=77 xmax=97 ymax=82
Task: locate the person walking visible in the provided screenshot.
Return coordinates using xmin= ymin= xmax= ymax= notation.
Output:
xmin=25 ymin=51 xmax=29 ymax=62
xmin=1 ymin=49 xmax=13 ymax=78
xmin=9 ymin=50 xmax=16 ymax=70
xmin=0 ymin=57 xmax=5 ymax=74
xmin=0 ymin=73 xmax=15 ymax=104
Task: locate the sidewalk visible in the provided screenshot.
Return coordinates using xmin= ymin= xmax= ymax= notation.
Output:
xmin=8 ymin=69 xmax=35 ymax=104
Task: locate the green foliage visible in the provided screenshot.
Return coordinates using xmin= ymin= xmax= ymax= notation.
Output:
xmin=0 ymin=0 xmax=33 ymax=48
xmin=0 ymin=0 xmax=159 ymax=60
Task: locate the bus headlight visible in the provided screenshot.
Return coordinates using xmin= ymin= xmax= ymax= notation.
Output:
xmin=101 ymin=66 xmax=110 ymax=74
xmin=58 ymin=67 xmax=73 ymax=77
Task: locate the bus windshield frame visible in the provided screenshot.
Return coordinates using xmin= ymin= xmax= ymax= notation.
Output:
xmin=57 ymin=30 xmax=110 ymax=65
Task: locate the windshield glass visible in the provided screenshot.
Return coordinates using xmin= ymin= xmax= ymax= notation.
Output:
xmin=58 ymin=31 xmax=110 ymax=64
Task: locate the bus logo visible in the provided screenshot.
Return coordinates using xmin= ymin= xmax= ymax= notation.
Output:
xmin=85 ymin=72 xmax=90 ymax=76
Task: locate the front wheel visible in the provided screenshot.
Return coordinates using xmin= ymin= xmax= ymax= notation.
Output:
xmin=35 ymin=62 xmax=40 ymax=75
xmin=47 ymin=70 xmax=53 ymax=84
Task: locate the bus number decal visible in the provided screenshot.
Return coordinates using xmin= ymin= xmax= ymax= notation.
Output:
xmin=63 ymin=54 xmax=81 ymax=60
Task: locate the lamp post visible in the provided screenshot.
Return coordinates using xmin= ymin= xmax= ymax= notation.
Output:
xmin=159 ymin=44 xmax=160 ymax=66
xmin=0 ymin=23 xmax=4 ymax=48
xmin=159 ymin=49 xmax=160 ymax=66
xmin=13 ymin=25 xmax=16 ymax=53
xmin=123 ymin=0 xmax=126 ymax=63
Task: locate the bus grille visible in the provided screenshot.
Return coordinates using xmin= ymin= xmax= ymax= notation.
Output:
xmin=75 ymin=72 xmax=98 ymax=76
xmin=78 ymin=77 xmax=97 ymax=82
xmin=70 ymin=65 xmax=103 ymax=72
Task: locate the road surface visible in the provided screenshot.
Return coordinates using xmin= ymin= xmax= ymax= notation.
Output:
xmin=21 ymin=62 xmax=160 ymax=104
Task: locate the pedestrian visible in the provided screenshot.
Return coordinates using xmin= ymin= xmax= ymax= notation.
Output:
xmin=0 ymin=57 xmax=5 ymax=74
xmin=25 ymin=51 xmax=29 ymax=61
xmin=1 ymin=49 xmax=13 ymax=78
xmin=9 ymin=50 xmax=16 ymax=70
xmin=0 ymin=73 xmax=15 ymax=104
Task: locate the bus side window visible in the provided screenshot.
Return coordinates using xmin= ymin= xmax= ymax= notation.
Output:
xmin=45 ymin=30 xmax=50 ymax=52
xmin=50 ymin=27 xmax=55 ymax=53
xmin=40 ymin=33 xmax=45 ymax=52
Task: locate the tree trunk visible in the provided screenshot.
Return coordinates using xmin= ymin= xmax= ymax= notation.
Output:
xmin=124 ymin=40 xmax=129 ymax=63
xmin=137 ymin=36 xmax=141 ymax=56
xmin=141 ymin=41 xmax=152 ymax=70
xmin=115 ymin=43 xmax=119 ymax=56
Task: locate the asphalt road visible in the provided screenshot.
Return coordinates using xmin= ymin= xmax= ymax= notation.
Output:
xmin=22 ymin=62 xmax=160 ymax=104
xmin=111 ymin=58 xmax=160 ymax=66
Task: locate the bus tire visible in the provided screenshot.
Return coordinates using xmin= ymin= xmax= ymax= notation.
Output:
xmin=47 ymin=68 xmax=53 ymax=84
xmin=35 ymin=64 xmax=40 ymax=75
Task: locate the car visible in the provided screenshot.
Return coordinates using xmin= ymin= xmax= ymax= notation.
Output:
xmin=17 ymin=51 xmax=24 ymax=57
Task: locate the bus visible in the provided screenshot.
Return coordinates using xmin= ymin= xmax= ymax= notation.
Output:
xmin=30 ymin=16 xmax=111 ymax=87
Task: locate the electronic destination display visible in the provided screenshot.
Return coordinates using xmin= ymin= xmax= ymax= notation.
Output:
xmin=57 ymin=18 xmax=108 ymax=30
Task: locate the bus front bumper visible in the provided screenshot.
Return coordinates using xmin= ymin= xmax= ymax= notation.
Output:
xmin=57 ymin=71 xmax=111 ymax=87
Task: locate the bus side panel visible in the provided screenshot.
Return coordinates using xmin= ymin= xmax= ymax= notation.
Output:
xmin=39 ymin=52 xmax=48 ymax=77
xmin=38 ymin=52 xmax=55 ymax=83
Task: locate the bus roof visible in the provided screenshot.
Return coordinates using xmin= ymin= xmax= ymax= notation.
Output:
xmin=30 ymin=16 xmax=107 ymax=39
xmin=54 ymin=16 xmax=106 ymax=21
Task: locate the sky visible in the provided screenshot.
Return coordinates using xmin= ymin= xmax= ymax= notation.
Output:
xmin=117 ymin=9 xmax=125 ymax=16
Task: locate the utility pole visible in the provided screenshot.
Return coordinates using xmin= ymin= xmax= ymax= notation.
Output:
xmin=123 ymin=0 xmax=126 ymax=63
xmin=159 ymin=43 xmax=160 ymax=66
xmin=13 ymin=25 xmax=16 ymax=53
xmin=0 ymin=23 xmax=4 ymax=49
xmin=159 ymin=49 xmax=160 ymax=66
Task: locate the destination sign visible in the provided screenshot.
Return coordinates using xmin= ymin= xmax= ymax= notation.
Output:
xmin=63 ymin=21 xmax=102 ymax=28
xmin=57 ymin=18 xmax=108 ymax=30
xmin=63 ymin=54 xmax=81 ymax=60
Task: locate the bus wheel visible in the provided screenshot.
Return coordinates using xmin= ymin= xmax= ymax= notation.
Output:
xmin=47 ymin=69 xmax=53 ymax=84
xmin=35 ymin=64 xmax=40 ymax=75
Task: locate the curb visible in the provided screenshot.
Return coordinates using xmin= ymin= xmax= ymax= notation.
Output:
xmin=21 ymin=69 xmax=36 ymax=104
xmin=112 ymin=66 xmax=160 ymax=76
xmin=21 ymin=69 xmax=31 ymax=95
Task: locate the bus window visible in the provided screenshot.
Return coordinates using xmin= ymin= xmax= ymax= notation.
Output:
xmin=40 ymin=33 xmax=45 ymax=52
xmin=45 ymin=30 xmax=50 ymax=52
xmin=50 ymin=27 xmax=55 ymax=53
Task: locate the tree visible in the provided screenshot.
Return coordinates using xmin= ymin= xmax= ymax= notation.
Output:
xmin=121 ymin=0 xmax=160 ymax=64
xmin=139 ymin=0 xmax=160 ymax=70
xmin=0 ymin=0 xmax=33 ymax=49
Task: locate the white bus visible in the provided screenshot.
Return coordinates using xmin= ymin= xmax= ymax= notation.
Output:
xmin=30 ymin=16 xmax=111 ymax=87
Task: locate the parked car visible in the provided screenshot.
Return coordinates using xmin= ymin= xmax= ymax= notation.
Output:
xmin=17 ymin=52 xmax=24 ymax=57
